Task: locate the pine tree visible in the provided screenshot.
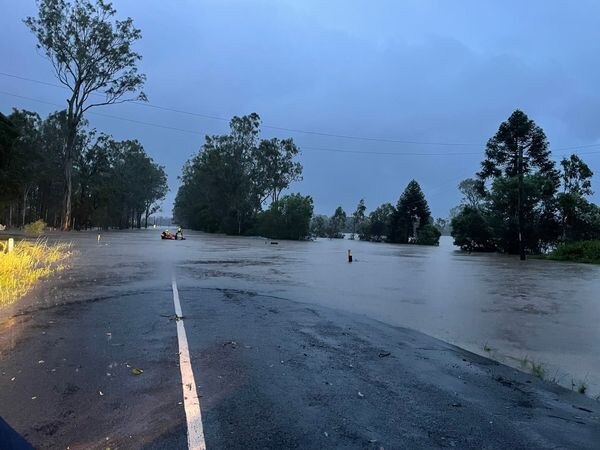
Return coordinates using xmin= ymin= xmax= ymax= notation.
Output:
xmin=478 ymin=109 xmax=558 ymax=259
xmin=391 ymin=180 xmax=431 ymax=243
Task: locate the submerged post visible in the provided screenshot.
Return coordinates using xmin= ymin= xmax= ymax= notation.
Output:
xmin=348 ymin=249 xmax=352 ymax=263
xmin=7 ymin=238 xmax=14 ymax=253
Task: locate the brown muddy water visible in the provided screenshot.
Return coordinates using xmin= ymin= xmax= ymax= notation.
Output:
xmin=37 ymin=230 xmax=600 ymax=397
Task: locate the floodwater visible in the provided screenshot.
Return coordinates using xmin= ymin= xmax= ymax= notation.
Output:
xmin=46 ymin=230 xmax=600 ymax=396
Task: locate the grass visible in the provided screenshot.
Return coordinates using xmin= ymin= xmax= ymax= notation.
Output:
xmin=520 ymin=356 xmax=546 ymax=379
xmin=537 ymin=240 xmax=600 ymax=264
xmin=571 ymin=378 xmax=589 ymax=395
xmin=0 ymin=238 xmax=71 ymax=306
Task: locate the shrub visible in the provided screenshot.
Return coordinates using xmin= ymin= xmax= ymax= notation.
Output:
xmin=545 ymin=240 xmax=600 ymax=264
xmin=24 ymin=219 xmax=47 ymax=235
xmin=256 ymin=194 xmax=314 ymax=240
xmin=451 ymin=206 xmax=496 ymax=252
xmin=416 ymin=223 xmax=441 ymax=246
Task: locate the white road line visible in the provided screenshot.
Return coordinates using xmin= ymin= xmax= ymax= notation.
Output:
xmin=172 ymin=274 xmax=206 ymax=450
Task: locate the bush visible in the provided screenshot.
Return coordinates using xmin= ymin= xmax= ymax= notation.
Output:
xmin=24 ymin=219 xmax=47 ymax=235
xmin=415 ymin=223 xmax=441 ymax=246
xmin=545 ymin=240 xmax=600 ymax=264
xmin=451 ymin=206 xmax=496 ymax=252
xmin=256 ymin=194 xmax=314 ymax=240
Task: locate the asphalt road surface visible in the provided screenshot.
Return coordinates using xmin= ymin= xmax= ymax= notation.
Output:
xmin=1 ymin=230 xmax=599 ymax=449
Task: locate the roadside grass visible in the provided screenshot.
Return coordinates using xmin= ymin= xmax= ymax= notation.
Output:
xmin=0 ymin=238 xmax=71 ymax=306
xmin=571 ymin=378 xmax=590 ymax=395
xmin=520 ymin=356 xmax=546 ymax=379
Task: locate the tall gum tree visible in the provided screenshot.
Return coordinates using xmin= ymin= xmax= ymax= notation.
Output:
xmin=25 ymin=0 xmax=146 ymax=230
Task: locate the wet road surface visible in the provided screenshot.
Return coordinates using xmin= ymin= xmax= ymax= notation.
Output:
xmin=1 ymin=230 xmax=599 ymax=448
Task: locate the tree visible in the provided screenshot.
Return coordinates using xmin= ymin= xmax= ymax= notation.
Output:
xmin=327 ymin=206 xmax=347 ymax=238
xmin=0 ymin=113 xmax=20 ymax=226
xmin=478 ymin=110 xmax=557 ymax=259
xmin=173 ymin=113 xmax=305 ymax=236
xmin=256 ymin=194 xmax=313 ymax=240
xmin=25 ymin=0 xmax=146 ymax=230
xmin=451 ymin=206 xmax=495 ymax=252
xmin=434 ymin=217 xmax=451 ymax=235
xmin=351 ymin=199 xmax=366 ymax=239
xmin=458 ymin=178 xmax=484 ymax=208
xmin=416 ymin=224 xmax=441 ymax=246
xmin=310 ymin=215 xmax=328 ymax=238
xmin=560 ymin=154 xmax=593 ymax=197
xmin=362 ymin=203 xmax=394 ymax=242
xmin=485 ymin=175 xmax=559 ymax=253
xmin=557 ymin=154 xmax=595 ymax=240
xmin=254 ymin=138 xmax=302 ymax=204
xmin=390 ymin=180 xmax=431 ymax=243
xmin=5 ymin=110 xmax=44 ymax=226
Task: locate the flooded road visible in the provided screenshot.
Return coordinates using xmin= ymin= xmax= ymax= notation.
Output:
xmin=46 ymin=230 xmax=600 ymax=396
xmin=4 ymin=229 xmax=600 ymax=448
xmin=170 ymin=232 xmax=600 ymax=397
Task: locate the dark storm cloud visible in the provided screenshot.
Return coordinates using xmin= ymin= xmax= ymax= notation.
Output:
xmin=2 ymin=0 xmax=600 ymax=217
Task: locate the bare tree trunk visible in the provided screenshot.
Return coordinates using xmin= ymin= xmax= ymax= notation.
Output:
xmin=61 ymin=111 xmax=78 ymax=232
xmin=22 ymin=187 xmax=29 ymax=227
xmin=9 ymin=202 xmax=13 ymax=228
xmin=517 ymin=139 xmax=526 ymax=261
xmin=62 ymin=160 xmax=73 ymax=231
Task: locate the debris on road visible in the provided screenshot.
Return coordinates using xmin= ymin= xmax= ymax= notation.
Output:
xmin=378 ymin=351 xmax=391 ymax=358
xmin=358 ymin=391 xmax=365 ymax=398
xmin=131 ymin=368 xmax=143 ymax=375
xmin=223 ymin=341 xmax=238 ymax=349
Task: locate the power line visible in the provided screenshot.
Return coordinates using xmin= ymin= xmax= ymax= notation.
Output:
xmin=2 ymin=89 xmax=600 ymax=160
xmin=0 ymin=71 xmax=482 ymax=146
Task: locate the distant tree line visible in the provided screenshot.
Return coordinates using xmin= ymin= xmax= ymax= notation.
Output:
xmin=310 ymin=180 xmax=441 ymax=245
xmin=450 ymin=109 xmax=600 ymax=255
xmin=173 ymin=113 xmax=311 ymax=240
xmin=0 ymin=109 xmax=167 ymax=229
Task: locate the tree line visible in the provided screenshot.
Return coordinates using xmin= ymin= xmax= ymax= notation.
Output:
xmin=450 ymin=109 xmax=600 ymax=256
xmin=309 ymin=180 xmax=441 ymax=245
xmin=0 ymin=109 xmax=167 ymax=229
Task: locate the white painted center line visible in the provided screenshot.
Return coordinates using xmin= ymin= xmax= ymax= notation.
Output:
xmin=172 ymin=274 xmax=206 ymax=450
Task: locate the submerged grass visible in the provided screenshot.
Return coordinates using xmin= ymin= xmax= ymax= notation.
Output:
xmin=0 ymin=238 xmax=71 ymax=306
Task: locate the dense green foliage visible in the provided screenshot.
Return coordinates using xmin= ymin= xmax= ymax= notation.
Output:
xmin=310 ymin=215 xmax=328 ymax=238
xmin=173 ymin=113 xmax=308 ymax=238
xmin=351 ymin=199 xmax=366 ymax=239
xmin=256 ymin=194 xmax=313 ymax=240
xmin=348 ymin=180 xmax=440 ymax=246
xmin=540 ymin=240 xmax=600 ymax=264
xmin=0 ymin=109 xmax=167 ymax=229
xmin=25 ymin=0 xmax=146 ymax=229
xmin=389 ymin=180 xmax=432 ymax=243
xmin=362 ymin=203 xmax=395 ymax=242
xmin=327 ymin=206 xmax=347 ymax=238
xmin=451 ymin=109 xmax=600 ymax=255
xmin=415 ymin=224 xmax=442 ymax=246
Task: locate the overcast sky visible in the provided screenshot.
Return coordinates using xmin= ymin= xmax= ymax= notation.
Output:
xmin=2 ymin=0 xmax=600 ymax=217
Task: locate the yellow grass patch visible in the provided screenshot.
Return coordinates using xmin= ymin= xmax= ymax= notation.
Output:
xmin=0 ymin=239 xmax=71 ymax=306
